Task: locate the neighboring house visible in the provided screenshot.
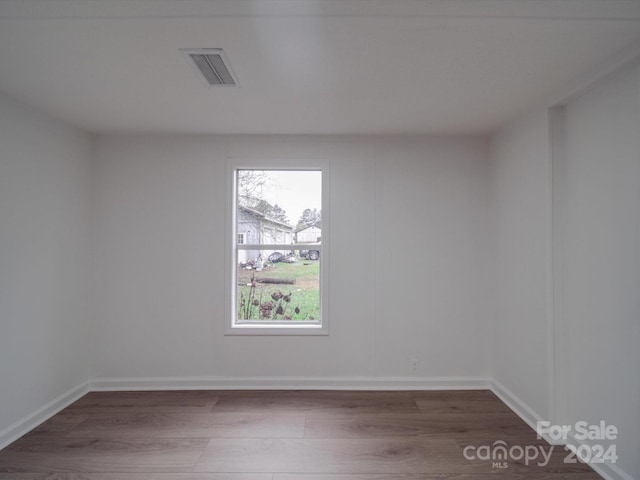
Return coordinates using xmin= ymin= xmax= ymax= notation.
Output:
xmin=237 ymin=205 xmax=293 ymax=264
xmin=295 ymin=225 xmax=322 ymax=244
xmin=295 ymin=225 xmax=322 ymax=259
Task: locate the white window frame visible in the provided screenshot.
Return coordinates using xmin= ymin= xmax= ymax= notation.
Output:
xmin=225 ymin=159 xmax=330 ymax=336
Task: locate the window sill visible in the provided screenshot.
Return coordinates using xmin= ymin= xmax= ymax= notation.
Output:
xmin=225 ymin=323 xmax=328 ymax=336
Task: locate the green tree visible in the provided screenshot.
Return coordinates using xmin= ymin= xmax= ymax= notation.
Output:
xmin=254 ymin=199 xmax=289 ymax=224
xmin=296 ymin=208 xmax=321 ymax=230
xmin=238 ymin=170 xmax=268 ymax=208
xmin=237 ymin=170 xmax=289 ymax=224
xmin=270 ymin=204 xmax=288 ymax=223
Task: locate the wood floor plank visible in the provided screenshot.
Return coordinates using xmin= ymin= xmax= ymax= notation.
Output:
xmin=0 ymin=472 xmax=273 ymax=480
xmin=273 ymin=474 xmax=601 ymax=479
xmin=409 ymin=390 xmax=499 ymax=400
xmin=0 ymin=474 xmax=274 ymax=480
xmin=213 ymin=390 xmax=420 ymax=413
xmin=65 ymin=391 xmax=219 ymax=414
xmin=304 ymin=412 xmax=533 ymax=439
xmin=411 ymin=391 xmax=513 ymax=415
xmin=0 ymin=437 xmax=208 ymax=473
xmin=194 ymin=438 xmax=478 ymax=474
xmin=23 ymin=413 xmax=91 ymax=438
xmin=66 ymin=411 xmax=306 ymax=439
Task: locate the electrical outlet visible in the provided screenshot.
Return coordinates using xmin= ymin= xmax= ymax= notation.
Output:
xmin=410 ymin=359 xmax=419 ymax=374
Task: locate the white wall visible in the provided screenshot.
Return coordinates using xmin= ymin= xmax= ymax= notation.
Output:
xmin=557 ymin=65 xmax=640 ymax=479
xmin=489 ymin=109 xmax=552 ymax=420
xmin=0 ymin=93 xmax=92 ymax=438
xmin=91 ymin=135 xmax=491 ymax=383
xmin=491 ymin=63 xmax=640 ymax=479
xmin=373 ymin=138 xmax=491 ymax=378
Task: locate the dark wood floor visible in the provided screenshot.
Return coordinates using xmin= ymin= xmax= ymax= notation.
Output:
xmin=0 ymin=390 xmax=600 ymax=479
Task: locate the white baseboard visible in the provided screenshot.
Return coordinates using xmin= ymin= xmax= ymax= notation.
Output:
xmin=587 ymin=459 xmax=636 ymax=480
xmin=489 ymin=379 xmax=550 ymax=439
xmin=90 ymin=375 xmax=491 ymax=391
xmin=0 ymin=381 xmax=90 ymax=450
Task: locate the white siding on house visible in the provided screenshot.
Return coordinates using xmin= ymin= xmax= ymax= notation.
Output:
xmin=237 ymin=206 xmax=294 ymax=263
xmin=296 ymin=226 xmax=322 ymax=244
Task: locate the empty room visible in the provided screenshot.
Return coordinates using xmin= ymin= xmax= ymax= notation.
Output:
xmin=0 ymin=1 xmax=639 ymax=479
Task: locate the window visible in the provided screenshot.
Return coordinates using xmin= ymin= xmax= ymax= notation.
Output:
xmin=226 ymin=164 xmax=328 ymax=335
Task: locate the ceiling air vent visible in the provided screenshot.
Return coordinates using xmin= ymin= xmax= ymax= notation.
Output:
xmin=181 ymin=49 xmax=238 ymax=87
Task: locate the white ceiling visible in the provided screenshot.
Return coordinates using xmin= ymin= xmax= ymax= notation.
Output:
xmin=1 ymin=0 xmax=640 ymax=135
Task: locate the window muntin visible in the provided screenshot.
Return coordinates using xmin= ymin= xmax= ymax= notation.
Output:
xmin=229 ymin=168 xmax=325 ymax=333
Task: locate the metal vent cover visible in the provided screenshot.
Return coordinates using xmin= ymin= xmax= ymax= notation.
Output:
xmin=181 ymin=49 xmax=238 ymax=87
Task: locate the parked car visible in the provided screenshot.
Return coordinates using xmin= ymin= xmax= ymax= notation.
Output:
xmin=268 ymin=251 xmax=297 ymax=263
xmin=300 ymin=249 xmax=320 ymax=260
xmin=268 ymin=251 xmax=285 ymax=263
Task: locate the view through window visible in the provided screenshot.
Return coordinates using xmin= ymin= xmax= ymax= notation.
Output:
xmin=234 ymin=170 xmax=322 ymax=325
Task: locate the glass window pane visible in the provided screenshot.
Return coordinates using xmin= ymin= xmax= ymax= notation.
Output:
xmin=235 ymin=169 xmax=322 ymax=325
xmin=236 ymin=252 xmax=320 ymax=322
xmin=236 ymin=170 xmax=321 ymax=246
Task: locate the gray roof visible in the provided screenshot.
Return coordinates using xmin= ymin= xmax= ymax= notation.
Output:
xmin=238 ymin=205 xmax=293 ymax=230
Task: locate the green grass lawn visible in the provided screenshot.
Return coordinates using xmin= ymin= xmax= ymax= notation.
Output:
xmin=237 ymin=261 xmax=320 ymax=321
